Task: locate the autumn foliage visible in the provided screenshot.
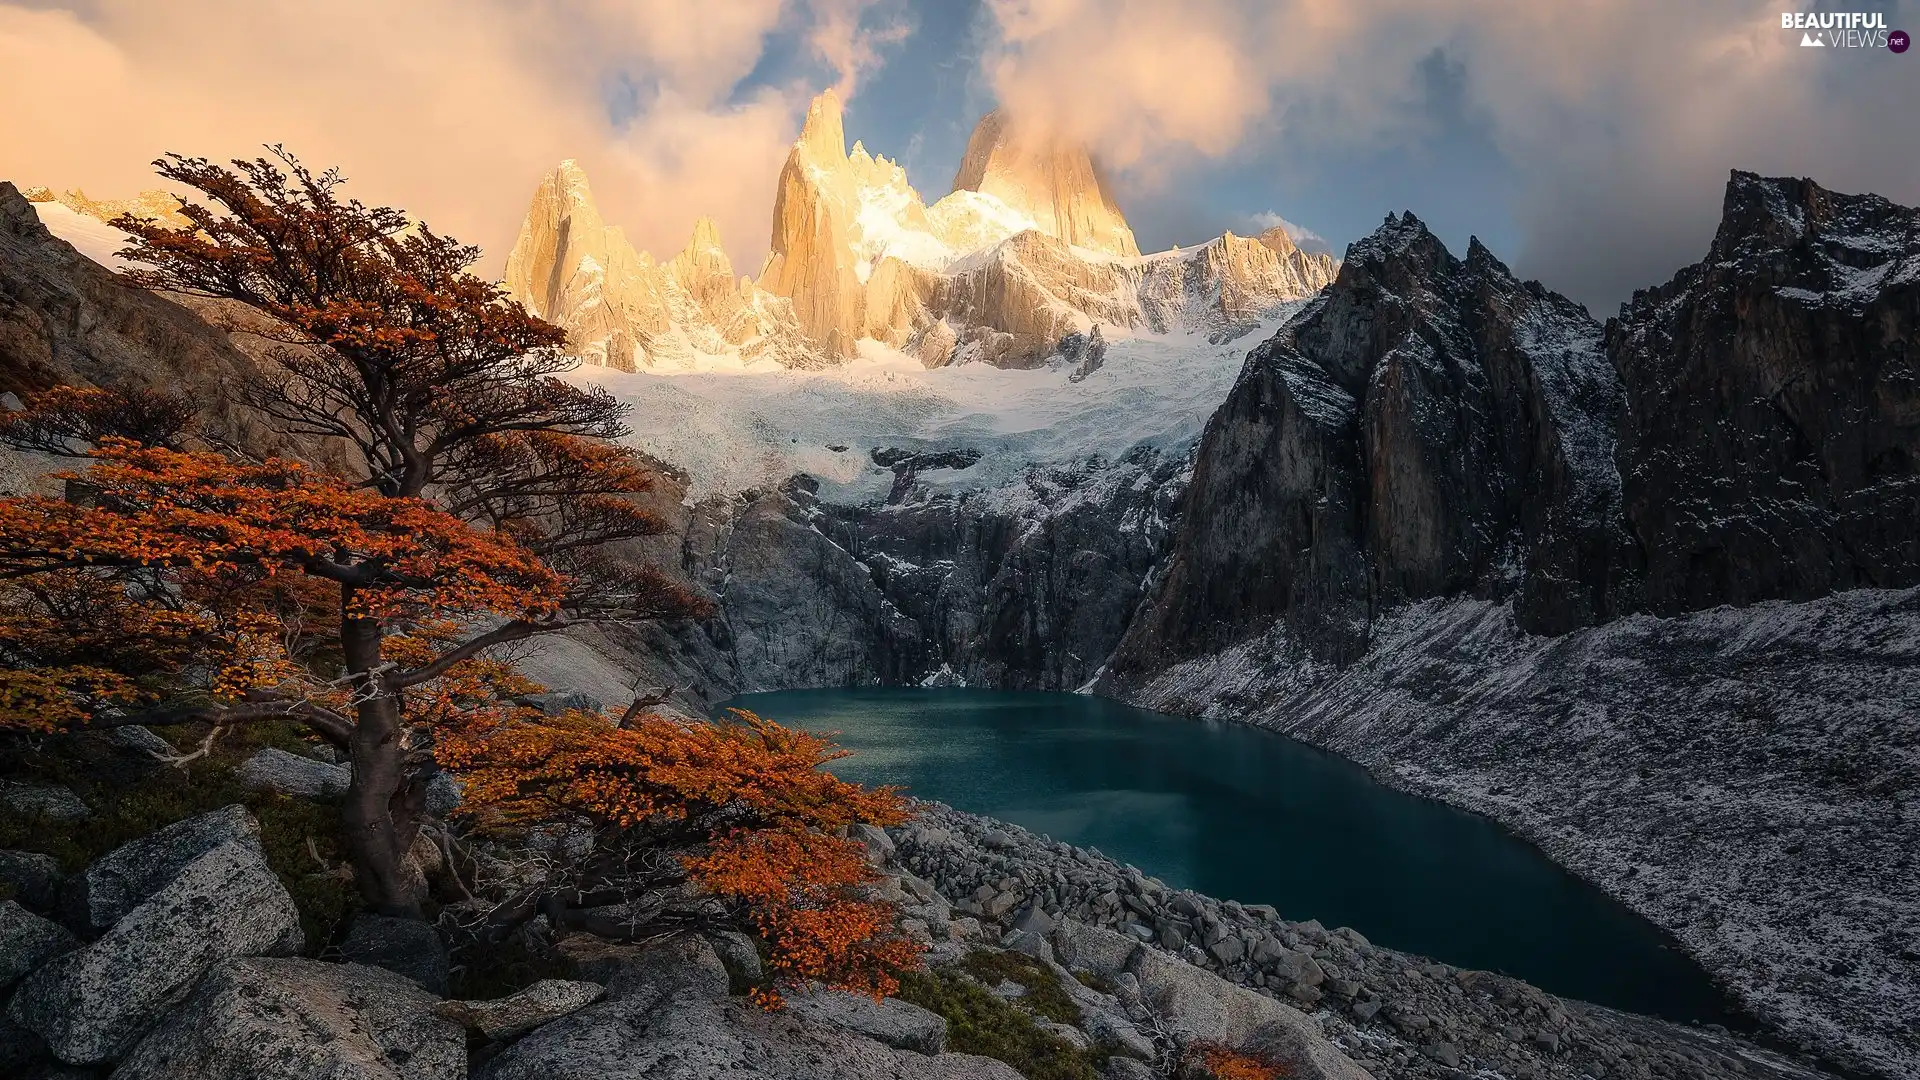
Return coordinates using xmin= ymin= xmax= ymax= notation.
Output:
xmin=0 ymin=148 xmax=922 ymax=1004
xmin=1192 ymin=1044 xmax=1289 ymax=1080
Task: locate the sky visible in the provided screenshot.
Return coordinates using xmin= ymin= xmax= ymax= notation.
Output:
xmin=1 ymin=0 xmax=1916 ymax=315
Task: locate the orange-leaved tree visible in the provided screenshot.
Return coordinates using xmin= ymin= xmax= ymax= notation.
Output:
xmin=0 ymin=146 xmax=922 ymax=1003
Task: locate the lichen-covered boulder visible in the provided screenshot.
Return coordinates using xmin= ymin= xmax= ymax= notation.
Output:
xmin=7 ymin=839 xmax=303 ymax=1063
xmin=113 ymin=957 xmax=464 ymax=1080
xmin=60 ymin=804 xmax=259 ymax=935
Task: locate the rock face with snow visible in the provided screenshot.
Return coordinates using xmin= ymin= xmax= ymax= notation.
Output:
xmin=1609 ymin=171 xmax=1920 ymax=613
xmin=1108 ymin=211 xmax=1624 ymax=675
xmin=502 ymin=161 xmax=819 ymax=372
xmin=513 ymin=92 xmax=1336 ymax=371
xmin=949 ymin=108 xmax=1139 ymax=258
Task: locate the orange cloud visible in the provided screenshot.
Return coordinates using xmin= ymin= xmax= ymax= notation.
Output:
xmin=0 ymin=0 xmax=896 ymax=276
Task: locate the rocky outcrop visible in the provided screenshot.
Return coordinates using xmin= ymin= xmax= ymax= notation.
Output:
xmin=112 ymin=957 xmax=465 ymax=1080
xmin=0 ymin=182 xmax=292 ymax=456
xmin=950 ymin=108 xmax=1139 ymax=257
xmin=502 ymin=162 xmax=819 ymax=371
xmin=1610 ymin=171 xmax=1920 ymax=613
xmin=432 ymin=979 xmax=607 ymax=1042
xmin=236 ymin=747 xmax=351 ymax=800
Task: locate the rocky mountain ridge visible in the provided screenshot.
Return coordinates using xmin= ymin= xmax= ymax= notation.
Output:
xmin=506 ymin=90 xmax=1337 ymax=370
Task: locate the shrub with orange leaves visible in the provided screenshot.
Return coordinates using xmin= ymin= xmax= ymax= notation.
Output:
xmin=1190 ymin=1044 xmax=1289 ymax=1080
xmin=438 ymin=706 xmax=922 ymax=1004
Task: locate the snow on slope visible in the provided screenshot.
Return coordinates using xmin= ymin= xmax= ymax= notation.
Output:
xmin=571 ymin=304 xmax=1309 ymax=505
xmin=30 ymin=201 xmax=134 ymax=268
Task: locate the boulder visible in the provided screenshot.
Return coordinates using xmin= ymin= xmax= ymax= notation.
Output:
xmin=61 ymin=804 xmax=259 ymax=935
xmin=7 ymin=839 xmax=302 ymax=1063
xmin=1125 ymin=947 xmax=1372 ymax=1080
xmin=0 ymin=782 xmax=89 ymax=822
xmin=0 ymin=851 xmax=63 ymax=912
xmin=786 ymin=988 xmax=947 ymax=1054
xmin=433 ymin=979 xmax=606 ymax=1042
xmin=849 ymin=823 xmax=894 ymax=865
xmin=0 ymin=900 xmax=75 ymax=988
xmin=1050 ymin=918 xmax=1140 ymax=979
xmin=236 ymin=747 xmax=350 ymax=799
xmin=338 ymin=915 xmax=449 ymax=996
xmin=113 ymin=957 xmax=464 ymax=1080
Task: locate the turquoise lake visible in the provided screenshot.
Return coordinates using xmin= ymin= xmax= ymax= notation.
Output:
xmin=726 ymin=687 xmax=1747 ymax=1026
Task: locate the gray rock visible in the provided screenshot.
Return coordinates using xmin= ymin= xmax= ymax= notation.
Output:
xmin=1104 ymin=1058 xmax=1158 ymax=1080
xmin=433 ymin=979 xmax=607 ymax=1042
xmin=1000 ymin=929 xmax=1054 ymax=965
xmin=1351 ymin=999 xmax=1383 ymax=1022
xmin=1426 ymin=1040 xmax=1463 ymax=1067
xmin=1050 ymin=917 xmax=1140 ymax=979
xmin=705 ymin=929 xmax=764 ymax=992
xmin=787 ymin=988 xmax=948 ymax=1054
xmin=113 ymin=957 xmax=463 ymax=1079
xmin=1126 ymin=946 xmax=1372 ymax=1080
xmin=236 ymin=747 xmax=350 ymax=799
xmin=0 ymin=1011 xmax=47 ymax=1074
xmin=423 ymin=772 xmax=462 ymax=817
xmin=8 ymin=839 xmax=303 ymax=1063
xmin=0 ymin=900 xmax=75 ymax=988
xmin=0 ymin=782 xmax=89 ymax=822
xmin=62 ymin=804 xmax=259 ymax=935
xmin=0 ymin=851 xmax=63 ymax=912
xmin=849 ymin=823 xmax=895 ymax=865
xmin=1209 ymin=935 xmax=1246 ymax=965
xmin=105 ymin=725 xmax=175 ymax=759
xmin=1010 ymin=904 xmax=1055 ymax=936
xmin=338 ymin=915 xmax=449 ymax=996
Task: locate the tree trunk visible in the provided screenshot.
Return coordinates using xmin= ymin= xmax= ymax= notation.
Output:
xmin=338 ymin=605 xmax=422 ymax=916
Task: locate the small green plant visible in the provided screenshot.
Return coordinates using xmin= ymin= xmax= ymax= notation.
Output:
xmin=958 ymin=948 xmax=1083 ymax=1025
xmin=896 ymin=966 xmax=1101 ymax=1080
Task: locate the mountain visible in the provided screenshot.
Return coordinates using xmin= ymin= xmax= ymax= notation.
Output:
xmin=19 ymin=185 xmax=192 ymax=231
xmin=502 ymin=161 xmax=820 ymax=371
xmin=948 ymin=107 xmax=1139 ymax=257
xmin=507 ymin=90 xmax=1336 ymax=371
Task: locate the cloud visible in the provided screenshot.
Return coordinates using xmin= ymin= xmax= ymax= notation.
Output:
xmin=0 ymin=0 xmax=899 ymax=277
xmin=977 ymin=0 xmax=1920 ymax=310
xmin=1245 ymin=211 xmax=1330 ymax=253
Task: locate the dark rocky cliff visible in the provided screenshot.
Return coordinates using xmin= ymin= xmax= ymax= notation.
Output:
xmin=1612 ymin=171 xmax=1920 ymax=613
xmin=1105 ymin=211 xmax=1626 ymax=678
xmin=1106 ymin=173 xmax=1919 ymax=688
